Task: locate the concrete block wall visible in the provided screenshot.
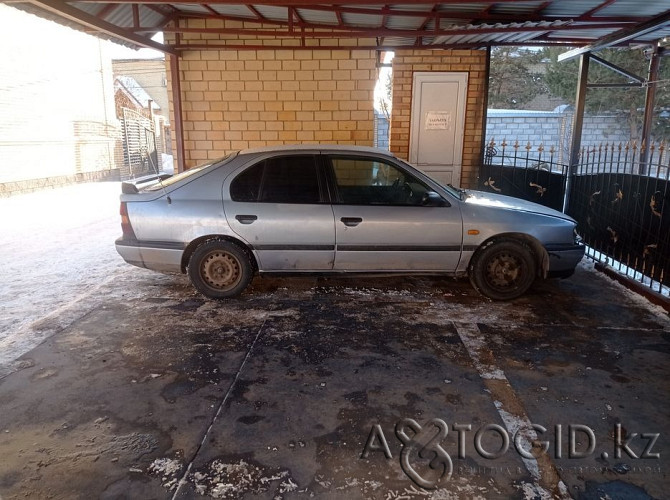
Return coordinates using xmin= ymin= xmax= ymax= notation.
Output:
xmin=486 ymin=110 xmax=635 ymax=165
xmin=390 ymin=49 xmax=487 ymax=189
xmin=165 ymin=20 xmax=378 ymax=168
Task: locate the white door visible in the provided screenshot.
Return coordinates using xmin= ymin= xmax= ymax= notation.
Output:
xmin=409 ymin=72 xmax=468 ymax=187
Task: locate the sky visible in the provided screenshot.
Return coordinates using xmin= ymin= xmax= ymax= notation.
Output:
xmin=106 ymin=32 xmax=166 ymax=60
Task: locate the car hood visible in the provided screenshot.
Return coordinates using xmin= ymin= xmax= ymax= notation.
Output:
xmin=463 ymin=190 xmax=575 ymax=222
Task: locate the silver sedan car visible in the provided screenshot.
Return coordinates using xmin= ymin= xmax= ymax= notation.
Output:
xmin=115 ymin=145 xmax=583 ymax=300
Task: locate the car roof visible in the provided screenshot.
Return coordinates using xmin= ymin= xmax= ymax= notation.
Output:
xmin=237 ymin=144 xmax=397 ymax=157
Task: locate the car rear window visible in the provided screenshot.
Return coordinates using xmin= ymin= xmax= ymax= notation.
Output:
xmin=145 ymin=153 xmax=236 ymax=191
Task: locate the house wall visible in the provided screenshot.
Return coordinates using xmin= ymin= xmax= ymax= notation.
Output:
xmin=165 ymin=20 xmax=378 ymax=168
xmin=112 ymin=59 xmax=170 ymax=118
xmin=390 ymin=49 xmax=487 ymax=189
xmin=0 ymin=5 xmax=120 ymax=192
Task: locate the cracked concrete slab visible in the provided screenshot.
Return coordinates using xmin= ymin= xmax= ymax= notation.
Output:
xmin=0 ymin=265 xmax=668 ymax=500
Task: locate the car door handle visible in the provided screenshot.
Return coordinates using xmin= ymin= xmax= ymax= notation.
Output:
xmin=235 ymin=214 xmax=258 ymax=224
xmin=340 ymin=217 xmax=363 ymax=227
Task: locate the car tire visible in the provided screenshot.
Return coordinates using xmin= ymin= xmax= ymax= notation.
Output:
xmin=469 ymin=239 xmax=536 ymax=300
xmin=188 ymin=239 xmax=253 ymax=299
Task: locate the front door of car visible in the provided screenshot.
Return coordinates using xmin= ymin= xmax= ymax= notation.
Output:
xmin=326 ymin=155 xmax=463 ymax=271
xmin=223 ymin=154 xmax=335 ymax=271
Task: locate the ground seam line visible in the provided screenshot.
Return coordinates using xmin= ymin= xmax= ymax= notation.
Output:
xmin=171 ymin=318 xmax=268 ymax=499
xmin=454 ymin=322 xmax=572 ymax=500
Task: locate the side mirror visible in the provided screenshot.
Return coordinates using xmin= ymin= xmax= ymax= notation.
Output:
xmin=421 ymin=191 xmax=448 ymax=207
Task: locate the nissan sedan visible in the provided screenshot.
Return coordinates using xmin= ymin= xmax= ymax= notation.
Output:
xmin=115 ymin=145 xmax=584 ymax=300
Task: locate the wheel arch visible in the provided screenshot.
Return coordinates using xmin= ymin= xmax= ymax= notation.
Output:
xmin=470 ymin=232 xmax=549 ymax=279
xmin=181 ymin=235 xmax=258 ymax=273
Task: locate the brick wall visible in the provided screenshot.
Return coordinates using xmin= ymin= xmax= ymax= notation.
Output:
xmin=165 ymin=20 xmax=378 ymax=168
xmin=390 ymin=50 xmax=487 ymax=189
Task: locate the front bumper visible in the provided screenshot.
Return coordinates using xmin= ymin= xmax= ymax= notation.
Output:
xmin=544 ymin=243 xmax=585 ymax=278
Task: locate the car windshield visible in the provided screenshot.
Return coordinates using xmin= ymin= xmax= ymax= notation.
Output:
xmin=145 ymin=153 xmax=237 ymax=191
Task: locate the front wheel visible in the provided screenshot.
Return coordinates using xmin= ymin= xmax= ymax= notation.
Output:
xmin=469 ymin=240 xmax=536 ymax=300
xmin=188 ymin=240 xmax=253 ymax=299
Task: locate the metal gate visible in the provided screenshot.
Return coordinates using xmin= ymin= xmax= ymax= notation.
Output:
xmin=120 ymin=108 xmax=159 ymax=180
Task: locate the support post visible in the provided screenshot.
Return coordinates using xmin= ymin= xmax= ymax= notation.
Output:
xmin=640 ymin=44 xmax=661 ymax=175
xmin=563 ymin=53 xmax=589 ymax=214
xmin=169 ymin=53 xmax=186 ymax=173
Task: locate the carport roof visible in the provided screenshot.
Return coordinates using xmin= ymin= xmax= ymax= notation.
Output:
xmin=7 ymin=0 xmax=670 ymax=54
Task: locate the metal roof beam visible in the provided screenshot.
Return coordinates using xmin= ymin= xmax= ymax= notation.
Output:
xmin=148 ymin=22 xmax=626 ymax=38
xmin=26 ymin=0 xmax=177 ymax=53
xmin=589 ymin=53 xmax=645 ymax=82
xmin=246 ymin=4 xmax=263 ymax=21
xmin=558 ymin=9 xmax=670 ymax=61
xmin=173 ymin=39 xmax=589 ymax=51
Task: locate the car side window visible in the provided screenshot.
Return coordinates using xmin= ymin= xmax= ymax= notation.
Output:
xmin=230 ymin=162 xmax=263 ymax=202
xmin=230 ymin=155 xmax=321 ymax=204
xmin=330 ymin=156 xmax=431 ymax=206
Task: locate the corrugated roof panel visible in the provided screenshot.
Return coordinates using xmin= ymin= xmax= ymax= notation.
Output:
xmin=437 ymin=3 xmax=490 ymax=15
xmin=209 ymin=5 xmax=258 ymax=19
xmin=435 ymin=18 xmax=476 ymax=30
xmin=70 ymin=3 xmax=99 ymax=16
xmin=341 ymin=12 xmax=383 ymax=27
xmin=392 ymin=4 xmax=433 ymax=12
xmin=542 ymin=0 xmax=609 ymax=17
xmin=9 ymin=2 xmax=141 ymax=48
xmin=253 ymin=5 xmax=289 ymax=22
xmin=104 ymin=5 xmax=136 ymax=29
xmin=489 ymin=2 xmax=553 ymax=15
xmin=636 ymin=26 xmax=670 ymax=41
xmin=383 ymin=36 xmax=418 ymax=47
xmin=174 ymin=4 xmax=210 ymax=15
xmin=547 ymin=28 xmax=620 ymax=40
xmin=72 ymin=2 xmax=167 ymax=28
xmin=296 ymin=8 xmax=338 ymax=26
xmin=594 ymin=0 xmax=670 ymax=17
xmin=385 ymin=15 xmax=427 ymax=30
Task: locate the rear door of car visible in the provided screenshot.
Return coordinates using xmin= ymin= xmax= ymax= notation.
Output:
xmin=223 ymin=153 xmax=335 ymax=271
xmin=325 ymin=154 xmax=463 ymax=271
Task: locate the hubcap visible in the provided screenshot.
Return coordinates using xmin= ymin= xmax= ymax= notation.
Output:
xmin=201 ymin=251 xmax=241 ymax=291
xmin=485 ymin=252 xmax=522 ymax=289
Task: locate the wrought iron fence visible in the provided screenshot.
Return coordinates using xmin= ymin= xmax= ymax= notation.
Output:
xmin=568 ymin=142 xmax=669 ymax=294
xmin=480 ymin=139 xmax=568 ymax=211
xmin=480 ymin=138 xmax=669 ymax=295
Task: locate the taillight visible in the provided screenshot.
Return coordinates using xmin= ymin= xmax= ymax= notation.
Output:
xmin=120 ymin=202 xmax=137 ymax=240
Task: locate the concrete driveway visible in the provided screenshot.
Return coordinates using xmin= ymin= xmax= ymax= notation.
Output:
xmin=0 ymin=184 xmax=668 ymax=499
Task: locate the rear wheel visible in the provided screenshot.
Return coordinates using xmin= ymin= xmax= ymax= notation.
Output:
xmin=188 ymin=240 xmax=252 ymax=299
xmin=469 ymin=239 xmax=536 ymax=300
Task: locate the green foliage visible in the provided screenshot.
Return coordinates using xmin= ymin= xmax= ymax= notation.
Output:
xmin=488 ymin=47 xmax=546 ymax=108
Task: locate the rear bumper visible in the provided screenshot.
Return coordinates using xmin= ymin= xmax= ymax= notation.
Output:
xmin=115 ymin=237 xmax=184 ymax=273
xmin=545 ymin=243 xmax=585 ymax=278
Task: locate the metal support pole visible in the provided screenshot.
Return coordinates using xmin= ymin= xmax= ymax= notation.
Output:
xmin=169 ymin=53 xmax=186 ymax=173
xmin=563 ymin=53 xmax=590 ymax=214
xmin=640 ymin=44 xmax=661 ymax=175
xmin=478 ymin=46 xmax=492 ymax=188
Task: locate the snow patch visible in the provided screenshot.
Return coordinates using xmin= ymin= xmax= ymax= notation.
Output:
xmin=189 ymin=459 xmax=297 ymax=499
